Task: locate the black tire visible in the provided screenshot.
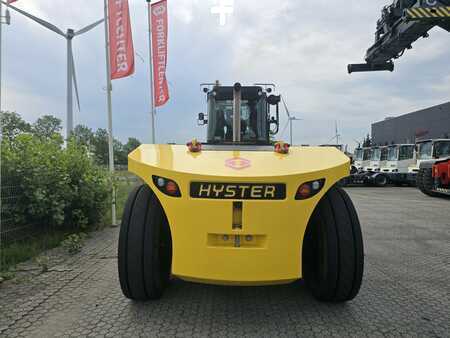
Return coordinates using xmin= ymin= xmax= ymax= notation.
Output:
xmin=417 ymin=168 xmax=438 ymax=197
xmin=337 ymin=177 xmax=349 ymax=187
xmin=416 ymin=170 xmax=423 ymax=189
xmin=302 ymin=187 xmax=364 ymax=302
xmin=374 ymin=174 xmax=388 ymax=187
xmin=118 ymin=184 xmax=172 ymax=301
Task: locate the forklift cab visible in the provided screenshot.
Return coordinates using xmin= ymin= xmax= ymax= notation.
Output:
xmin=199 ymin=83 xmax=280 ymax=145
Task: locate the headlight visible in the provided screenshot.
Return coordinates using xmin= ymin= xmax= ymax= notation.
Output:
xmin=152 ymin=176 xmax=181 ymax=197
xmin=295 ymin=179 xmax=325 ymax=200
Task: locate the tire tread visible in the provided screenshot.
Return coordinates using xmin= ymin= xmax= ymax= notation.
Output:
xmin=303 ymin=186 xmax=364 ymax=302
xmin=118 ymin=184 xmax=171 ymax=301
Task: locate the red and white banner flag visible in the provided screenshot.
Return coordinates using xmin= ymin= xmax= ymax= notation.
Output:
xmin=7 ymin=0 xmax=19 ymax=4
xmin=151 ymin=0 xmax=169 ymax=107
xmin=108 ymin=0 xmax=135 ymax=80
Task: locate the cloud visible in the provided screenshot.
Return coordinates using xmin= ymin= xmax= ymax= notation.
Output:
xmin=2 ymin=0 xmax=449 ymax=149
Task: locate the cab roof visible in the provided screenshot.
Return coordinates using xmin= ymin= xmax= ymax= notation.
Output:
xmin=209 ymin=86 xmax=264 ymax=101
xmin=416 ymin=139 xmax=450 ymax=144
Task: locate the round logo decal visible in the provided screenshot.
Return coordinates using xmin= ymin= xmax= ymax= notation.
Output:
xmin=225 ymin=157 xmax=251 ymax=170
xmin=153 ymin=5 xmax=166 ymax=16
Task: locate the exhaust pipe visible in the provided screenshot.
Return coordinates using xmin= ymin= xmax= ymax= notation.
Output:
xmin=233 ymin=82 xmax=242 ymax=143
xmin=348 ymin=62 xmax=394 ymax=74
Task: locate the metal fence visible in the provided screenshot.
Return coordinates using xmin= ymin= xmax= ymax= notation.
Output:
xmin=0 ymin=183 xmax=40 ymax=245
xmin=0 ymin=170 xmax=140 ymax=249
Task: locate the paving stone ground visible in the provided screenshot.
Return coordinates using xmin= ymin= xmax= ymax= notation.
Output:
xmin=1 ymin=187 xmax=449 ymax=337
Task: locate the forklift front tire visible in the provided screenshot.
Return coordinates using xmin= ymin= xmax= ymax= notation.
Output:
xmin=118 ymin=184 xmax=172 ymax=301
xmin=302 ymin=187 xmax=364 ymax=302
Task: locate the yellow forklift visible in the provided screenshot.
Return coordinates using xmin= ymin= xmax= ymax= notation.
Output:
xmin=118 ymin=82 xmax=364 ymax=302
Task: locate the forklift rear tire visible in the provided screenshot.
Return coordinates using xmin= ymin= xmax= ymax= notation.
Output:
xmin=118 ymin=184 xmax=172 ymax=301
xmin=417 ymin=168 xmax=438 ymax=197
xmin=302 ymin=187 xmax=364 ymax=302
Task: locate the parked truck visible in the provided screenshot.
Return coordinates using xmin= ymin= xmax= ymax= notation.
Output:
xmin=353 ymin=148 xmax=364 ymax=172
xmin=365 ymin=146 xmax=380 ymax=172
xmin=417 ymin=139 xmax=450 ymax=197
xmin=410 ymin=139 xmax=449 ymax=181
xmin=361 ymin=147 xmax=372 ymax=171
xmin=432 ymin=158 xmax=450 ymax=196
xmin=344 ymin=146 xmax=389 ymax=187
xmin=381 ymin=144 xmax=416 ymax=186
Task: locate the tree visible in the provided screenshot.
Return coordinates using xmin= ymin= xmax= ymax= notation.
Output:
xmin=363 ymin=134 xmax=372 ymax=147
xmin=71 ymin=125 xmax=94 ymax=147
xmin=0 ymin=111 xmax=31 ymax=142
xmin=113 ymin=138 xmax=127 ymax=165
xmin=32 ymin=115 xmax=62 ymax=139
xmin=124 ymin=137 xmax=141 ymax=154
xmin=92 ymin=128 xmax=109 ymax=165
xmin=91 ymin=129 xmax=124 ymax=165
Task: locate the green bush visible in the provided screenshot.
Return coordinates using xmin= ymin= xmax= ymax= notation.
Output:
xmin=1 ymin=133 xmax=110 ymax=231
xmin=61 ymin=233 xmax=87 ymax=255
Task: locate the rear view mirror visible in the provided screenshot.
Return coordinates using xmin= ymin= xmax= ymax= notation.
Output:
xmin=267 ymin=95 xmax=281 ymax=105
xmin=198 ymin=113 xmax=208 ymax=126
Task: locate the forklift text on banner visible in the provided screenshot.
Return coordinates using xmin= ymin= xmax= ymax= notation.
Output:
xmin=108 ymin=0 xmax=135 ymax=79
xmin=151 ymin=0 xmax=169 ymax=107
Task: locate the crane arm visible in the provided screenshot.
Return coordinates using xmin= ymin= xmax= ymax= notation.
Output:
xmin=348 ymin=0 xmax=450 ymax=73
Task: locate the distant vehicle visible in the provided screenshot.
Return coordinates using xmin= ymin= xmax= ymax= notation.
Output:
xmin=353 ymin=148 xmax=364 ymax=171
xmin=409 ymin=139 xmax=450 ymax=184
xmin=379 ymin=146 xmax=388 ymax=171
xmin=430 ymin=158 xmax=450 ymax=196
xmin=361 ymin=147 xmax=372 ymax=171
xmin=417 ymin=139 xmax=450 ymax=197
xmin=344 ymin=146 xmax=389 ymax=187
xmin=381 ymin=144 xmax=416 ymax=186
xmin=365 ymin=146 xmax=387 ymax=172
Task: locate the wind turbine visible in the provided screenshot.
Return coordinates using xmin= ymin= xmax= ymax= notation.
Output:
xmin=3 ymin=1 xmax=103 ymax=139
xmin=353 ymin=138 xmax=363 ymax=148
xmin=327 ymin=121 xmax=341 ymax=146
xmin=280 ymin=96 xmax=302 ymax=145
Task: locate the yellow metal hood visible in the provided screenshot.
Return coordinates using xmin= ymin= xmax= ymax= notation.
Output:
xmin=128 ymin=144 xmax=349 ymax=178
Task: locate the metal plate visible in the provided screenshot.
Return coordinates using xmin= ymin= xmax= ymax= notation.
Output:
xmin=190 ymin=182 xmax=286 ymax=200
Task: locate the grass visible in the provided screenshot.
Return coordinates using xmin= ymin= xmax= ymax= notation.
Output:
xmin=0 ymin=229 xmax=73 ymax=273
xmin=104 ymin=172 xmax=141 ymax=225
xmin=0 ymin=172 xmax=140 ymax=274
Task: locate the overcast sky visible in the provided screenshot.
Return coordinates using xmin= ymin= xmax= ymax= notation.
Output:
xmin=2 ymin=0 xmax=449 ymax=149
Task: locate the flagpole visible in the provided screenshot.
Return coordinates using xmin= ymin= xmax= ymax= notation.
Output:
xmin=103 ymin=0 xmax=116 ymax=226
xmin=146 ymin=0 xmax=156 ymax=144
xmin=0 ymin=1 xmax=2 ymax=274
xmin=0 ymin=1 xmax=3 ymax=115
xmin=0 ymin=0 xmax=9 ymax=114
